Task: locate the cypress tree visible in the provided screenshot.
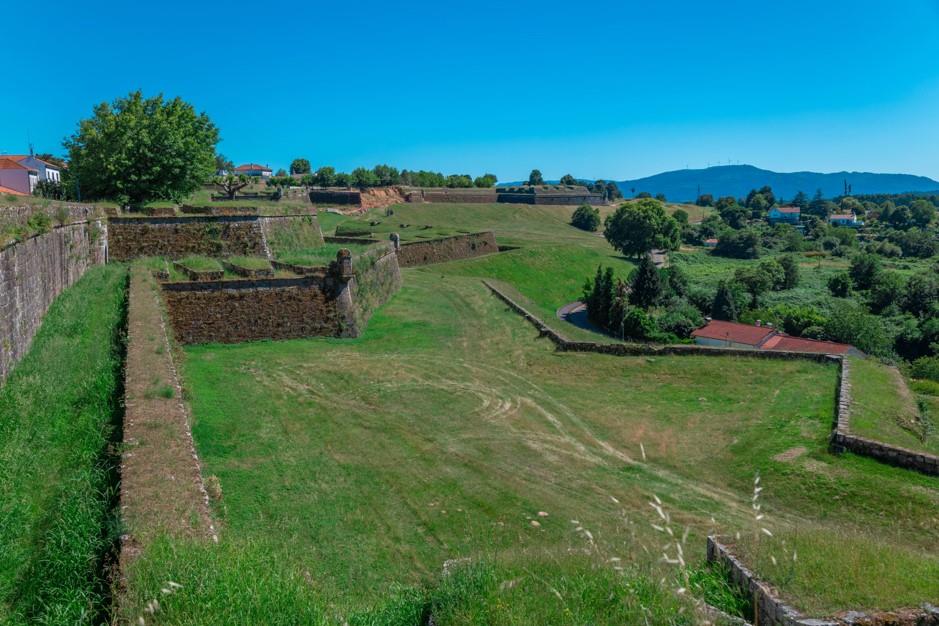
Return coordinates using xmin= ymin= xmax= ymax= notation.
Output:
xmin=711 ymin=280 xmax=739 ymax=321
xmin=629 ymin=254 xmax=663 ymax=309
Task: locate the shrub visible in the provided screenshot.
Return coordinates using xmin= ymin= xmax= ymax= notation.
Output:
xmin=621 ymin=307 xmax=658 ymax=340
xmin=867 ymin=271 xmax=907 ymax=314
xmin=911 ymin=356 xmax=939 ymax=382
xmin=778 ymin=254 xmax=800 ymax=289
xmin=657 ymin=298 xmax=704 ymax=338
xmin=849 ymin=253 xmax=881 ymax=290
xmin=828 ymin=272 xmax=852 ymax=297
xmin=26 ymin=211 xmax=53 ymax=235
xmin=570 ymin=204 xmax=601 ymax=231
xmin=824 ymin=301 xmax=892 ymax=356
xmin=713 ymin=228 xmax=761 ymax=259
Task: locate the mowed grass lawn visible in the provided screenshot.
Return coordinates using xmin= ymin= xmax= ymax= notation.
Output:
xmin=122 ymin=269 xmax=939 ymax=622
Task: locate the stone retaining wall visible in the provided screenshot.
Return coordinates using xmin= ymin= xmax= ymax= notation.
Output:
xmin=829 ymin=359 xmax=939 ymax=476
xmin=707 ymin=537 xmax=939 ymax=626
xmin=308 ymin=189 xmax=361 ymax=205
xmin=395 ymin=231 xmax=498 ymax=267
xmin=161 ymin=275 xmax=354 ymax=344
xmin=0 ymin=218 xmax=107 ymax=382
xmin=161 ymin=247 xmax=401 ymax=344
xmin=349 ymin=243 xmax=402 ymax=331
xmin=108 ymin=215 xmax=267 ymax=260
xmin=0 ymin=203 xmax=101 ymax=228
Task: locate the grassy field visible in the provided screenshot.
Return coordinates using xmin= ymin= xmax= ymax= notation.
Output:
xmin=0 ymin=265 xmax=127 ymax=625
xmin=849 ymin=357 xmax=939 ymax=455
xmin=117 ymin=264 xmax=939 ymax=622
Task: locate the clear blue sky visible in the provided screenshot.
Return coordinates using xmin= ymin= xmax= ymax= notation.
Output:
xmin=4 ymin=0 xmax=939 ymax=182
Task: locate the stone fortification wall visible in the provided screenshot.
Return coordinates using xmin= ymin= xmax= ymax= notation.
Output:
xmin=829 ymin=358 xmax=939 ymax=476
xmin=308 ymin=189 xmax=361 ymax=205
xmin=395 ymin=231 xmax=498 ymax=268
xmin=161 ymin=245 xmax=401 ymax=344
xmin=161 ymin=275 xmax=352 ymax=344
xmin=349 ymin=243 xmax=402 ymax=331
xmin=0 ymin=216 xmax=107 ymax=382
xmin=108 ymin=215 xmax=266 ymax=261
xmin=412 ymin=188 xmax=498 ymax=203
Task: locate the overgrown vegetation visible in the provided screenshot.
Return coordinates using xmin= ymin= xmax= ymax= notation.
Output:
xmin=0 ymin=265 xmax=127 ymax=624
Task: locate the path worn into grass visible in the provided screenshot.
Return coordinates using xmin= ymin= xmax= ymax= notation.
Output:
xmin=119 ymin=267 xmax=216 ymax=569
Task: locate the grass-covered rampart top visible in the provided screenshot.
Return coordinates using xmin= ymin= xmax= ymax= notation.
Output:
xmin=176 ymin=255 xmax=223 ymax=272
xmin=0 ymin=264 xmax=127 ymax=624
xmin=225 ymin=255 xmax=273 ymax=271
xmin=848 ymin=356 xmax=938 ymax=455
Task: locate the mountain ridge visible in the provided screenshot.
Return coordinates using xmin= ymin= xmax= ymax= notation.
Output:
xmin=501 ymin=165 xmax=939 ymax=202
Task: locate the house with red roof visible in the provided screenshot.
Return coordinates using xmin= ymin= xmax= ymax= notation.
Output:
xmin=691 ymin=319 xmax=858 ymax=356
xmin=768 ymin=205 xmax=801 ymax=225
xmin=233 ymin=163 xmax=272 ymax=178
xmin=0 ymin=158 xmax=38 ymax=195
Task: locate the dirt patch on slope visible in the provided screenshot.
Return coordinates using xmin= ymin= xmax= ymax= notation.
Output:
xmin=359 ymin=186 xmax=405 ymax=209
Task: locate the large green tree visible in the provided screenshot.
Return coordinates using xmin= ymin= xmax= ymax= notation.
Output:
xmin=65 ymin=90 xmax=218 ymax=206
xmin=290 ymin=158 xmax=311 ymax=175
xmin=603 ymin=198 xmax=680 ymax=258
xmin=528 ymin=169 xmax=544 ymax=185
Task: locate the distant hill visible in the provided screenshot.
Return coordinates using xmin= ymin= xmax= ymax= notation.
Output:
xmin=615 ymin=165 xmax=939 ymax=202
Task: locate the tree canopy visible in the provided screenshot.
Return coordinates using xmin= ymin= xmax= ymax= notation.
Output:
xmin=603 ymin=199 xmax=680 ymax=258
xmin=65 ymin=90 xmax=218 ymax=206
xmin=528 ymin=169 xmax=544 ymax=186
xmin=290 ymin=158 xmax=311 ymax=175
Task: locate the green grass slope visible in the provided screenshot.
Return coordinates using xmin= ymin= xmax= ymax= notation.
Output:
xmin=0 ymin=264 xmax=127 ymax=624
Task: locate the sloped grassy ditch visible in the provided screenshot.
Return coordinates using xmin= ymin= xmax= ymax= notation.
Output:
xmin=0 ymin=264 xmax=128 ymax=625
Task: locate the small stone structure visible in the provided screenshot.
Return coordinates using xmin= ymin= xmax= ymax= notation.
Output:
xmin=394 ymin=231 xmax=498 ymax=267
xmin=0 ymin=213 xmax=107 ymax=382
xmin=830 ymin=359 xmax=939 ymax=476
xmin=707 ymin=537 xmax=939 ymax=626
xmin=161 ymin=246 xmax=401 ymax=344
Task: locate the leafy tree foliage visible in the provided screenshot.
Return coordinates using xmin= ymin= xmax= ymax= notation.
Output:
xmin=828 ymin=272 xmax=852 ymax=298
xmin=290 ymin=158 xmax=311 ymax=175
xmin=696 ymin=194 xmax=714 ymax=207
xmin=570 ymin=204 xmax=601 ymax=231
xmin=849 ymin=253 xmax=882 ymax=290
xmin=473 ymin=173 xmax=497 ymax=188
xmin=528 ymin=169 xmax=544 ymax=186
xmin=559 ymin=174 xmax=577 ymax=185
xmin=65 ymin=90 xmax=218 ymax=206
xmin=603 ymin=199 xmax=680 ymax=258
xmin=713 ymin=228 xmax=761 ymax=259
xmin=777 ymin=254 xmax=800 ymax=289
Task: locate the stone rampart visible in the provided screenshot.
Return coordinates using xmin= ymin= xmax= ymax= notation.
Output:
xmin=829 ymin=358 xmax=939 ymax=476
xmin=161 ymin=246 xmax=401 ymax=344
xmin=0 ymin=218 xmax=107 ymax=382
xmin=161 ymin=275 xmax=352 ymax=344
xmin=108 ymin=213 xmax=322 ymax=261
xmin=308 ymin=189 xmax=361 ymax=205
xmin=349 ymin=243 xmax=402 ymax=331
xmin=108 ymin=215 xmax=266 ymax=260
xmin=707 ymin=536 xmax=939 ymax=626
xmin=395 ymin=231 xmax=498 ymax=267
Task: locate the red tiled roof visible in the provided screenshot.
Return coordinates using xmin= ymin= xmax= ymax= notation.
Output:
xmin=774 ymin=206 xmax=800 ymax=213
xmin=691 ymin=320 xmax=775 ymax=346
xmin=692 ymin=319 xmax=855 ymax=355
xmin=761 ymin=335 xmax=852 ymax=355
xmin=830 ymin=214 xmax=855 ymax=220
xmin=0 ymin=157 xmax=31 ymax=171
xmin=234 ymin=163 xmax=271 ymax=171
xmin=0 ymin=155 xmax=60 ymax=169
xmin=0 ymin=184 xmax=27 ymax=195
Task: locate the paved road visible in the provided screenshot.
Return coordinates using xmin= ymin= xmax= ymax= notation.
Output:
xmin=556 ymin=301 xmax=601 ymax=333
